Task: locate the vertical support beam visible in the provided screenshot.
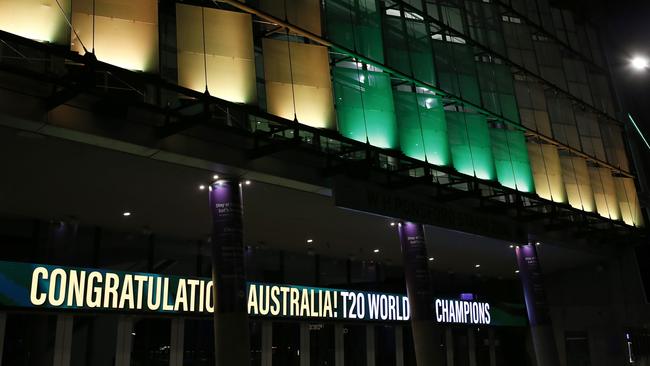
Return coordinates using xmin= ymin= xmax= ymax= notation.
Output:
xmin=0 ymin=312 xmax=6 ymax=366
xmin=170 ymin=318 xmax=185 ymax=366
xmin=53 ymin=314 xmax=74 ymax=366
xmin=488 ymin=328 xmax=497 ymax=366
xmin=468 ymin=328 xmax=477 ymax=366
xmin=395 ymin=326 xmax=404 ymax=366
xmin=335 ymin=324 xmax=345 ymax=366
xmin=515 ymin=243 xmax=561 ymax=366
xmin=300 ymin=323 xmax=310 ymax=366
xmin=209 ymin=179 xmax=250 ymax=366
xmin=398 ymin=221 xmax=444 ymax=366
xmin=366 ymin=325 xmax=375 ymax=366
xmin=261 ymin=321 xmax=272 ymax=366
xmin=115 ymin=316 xmax=133 ymax=366
xmin=445 ymin=327 xmax=454 ymax=366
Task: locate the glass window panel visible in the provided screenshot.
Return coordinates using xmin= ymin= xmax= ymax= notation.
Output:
xmin=325 ymin=0 xmax=384 ymax=62
xmin=560 ymin=155 xmax=595 ymax=212
xmin=615 ymin=177 xmax=645 ymax=227
xmin=176 ymin=4 xmax=256 ymax=104
xmin=274 ymin=322 xmax=301 ymax=366
xmin=260 ymin=0 xmax=322 ymax=36
xmin=589 ymin=167 xmax=620 ymax=221
xmin=2 ymin=314 xmax=57 ymax=365
xmin=71 ymin=315 xmax=119 ymax=366
xmin=383 ymin=15 xmax=436 ymax=85
xmin=0 ymin=0 xmax=70 ymax=43
xmin=447 ymin=111 xmax=496 ymax=180
xmin=263 ymin=38 xmax=336 ymax=129
xmin=394 ymin=92 xmax=450 ymax=166
xmin=527 ymin=142 xmax=566 ymax=203
xmin=490 ymin=129 xmax=535 ymax=192
xmin=131 ymin=317 xmax=171 ymax=365
xmin=71 ymin=0 xmax=159 ymax=72
xmin=333 ymin=66 xmax=399 ymax=149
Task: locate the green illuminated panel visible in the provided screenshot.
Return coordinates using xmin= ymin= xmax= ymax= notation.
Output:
xmin=490 ymin=129 xmax=535 ymax=192
xmin=325 ymin=0 xmax=384 ymax=62
xmin=394 ymin=92 xmax=450 ymax=165
xmin=333 ymin=67 xmax=398 ymax=149
xmin=446 ymin=111 xmax=495 ymax=180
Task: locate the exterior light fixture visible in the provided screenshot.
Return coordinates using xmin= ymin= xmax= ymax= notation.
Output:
xmin=245 ymin=180 xmax=251 ymax=185
xmin=212 ymin=174 xmax=219 ymax=180
xmin=474 ymin=264 xmax=481 ymax=268
xmin=306 ymin=239 xmax=313 ymax=244
xmin=535 ymin=242 xmax=540 ymax=246
xmin=428 ymin=257 xmax=434 ymax=261
xmin=631 ymin=56 xmax=649 ymax=70
xmin=509 ymin=244 xmax=514 ymax=248
xmin=199 ymin=185 xmax=206 ymax=190
xmin=390 ymin=222 xmax=396 ymax=226
xmin=515 ymin=270 xmax=520 ymax=274
xmin=123 ymin=212 xmax=131 ymax=217
xmin=373 ymin=249 xmax=380 ymax=253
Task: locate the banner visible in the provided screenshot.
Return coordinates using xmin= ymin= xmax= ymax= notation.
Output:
xmin=0 ymin=261 xmax=525 ymax=326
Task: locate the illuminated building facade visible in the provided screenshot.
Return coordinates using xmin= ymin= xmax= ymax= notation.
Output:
xmin=0 ymin=0 xmax=648 ymax=365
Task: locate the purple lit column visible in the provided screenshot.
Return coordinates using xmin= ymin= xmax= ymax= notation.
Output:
xmin=515 ymin=243 xmax=560 ymax=366
xmin=398 ymin=221 xmax=444 ymax=366
xmin=209 ymin=179 xmax=249 ymax=365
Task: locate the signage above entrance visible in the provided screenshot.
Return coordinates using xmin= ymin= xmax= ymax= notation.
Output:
xmin=0 ymin=261 xmax=526 ymax=326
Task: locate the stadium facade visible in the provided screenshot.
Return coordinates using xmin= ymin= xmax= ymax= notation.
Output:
xmin=0 ymin=0 xmax=648 ymax=365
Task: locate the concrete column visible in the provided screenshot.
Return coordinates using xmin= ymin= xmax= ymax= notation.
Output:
xmin=0 ymin=312 xmax=6 ymax=366
xmin=445 ymin=328 xmax=454 ymax=366
xmin=209 ymin=179 xmax=250 ymax=366
xmin=398 ymin=221 xmax=444 ymax=366
xmin=488 ymin=328 xmax=496 ymax=366
xmin=335 ymin=324 xmax=345 ymax=366
xmin=395 ymin=326 xmax=404 ymax=366
xmin=366 ymin=325 xmax=375 ymax=366
xmin=115 ymin=316 xmax=133 ymax=366
xmin=468 ymin=328 xmax=477 ymax=366
xmin=170 ymin=318 xmax=184 ymax=366
xmin=53 ymin=314 xmax=74 ymax=366
xmin=300 ymin=323 xmax=310 ymax=366
xmin=261 ymin=322 xmax=272 ymax=366
xmin=515 ymin=243 xmax=561 ymax=366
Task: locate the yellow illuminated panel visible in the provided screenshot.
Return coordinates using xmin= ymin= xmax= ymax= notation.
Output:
xmin=176 ymin=4 xmax=256 ymax=104
xmin=0 ymin=0 xmax=70 ymax=43
xmin=263 ymin=38 xmax=336 ymax=129
xmin=260 ymin=0 xmax=321 ymax=35
xmin=589 ymin=167 xmax=620 ymax=221
xmin=527 ymin=142 xmax=566 ymax=203
xmin=560 ymin=156 xmax=594 ymax=212
xmin=615 ymin=178 xmax=644 ymax=227
xmin=71 ymin=0 xmax=158 ymax=72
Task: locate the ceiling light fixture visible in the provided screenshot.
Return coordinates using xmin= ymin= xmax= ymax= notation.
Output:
xmin=123 ymin=212 xmax=131 ymax=217
xmin=306 ymin=239 xmax=313 ymax=244
xmin=428 ymin=257 xmax=434 ymax=261
xmin=373 ymin=249 xmax=380 ymax=253
xmin=244 ymin=180 xmax=251 ymax=185
xmin=212 ymin=174 xmax=219 ymax=180
xmin=474 ymin=264 xmax=481 ymax=268
xmin=199 ymin=185 xmax=206 ymax=190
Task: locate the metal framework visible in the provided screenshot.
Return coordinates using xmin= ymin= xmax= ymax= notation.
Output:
xmin=0 ymin=27 xmax=645 ymax=245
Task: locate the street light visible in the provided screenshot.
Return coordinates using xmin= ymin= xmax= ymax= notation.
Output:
xmin=631 ymin=56 xmax=649 ymax=70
